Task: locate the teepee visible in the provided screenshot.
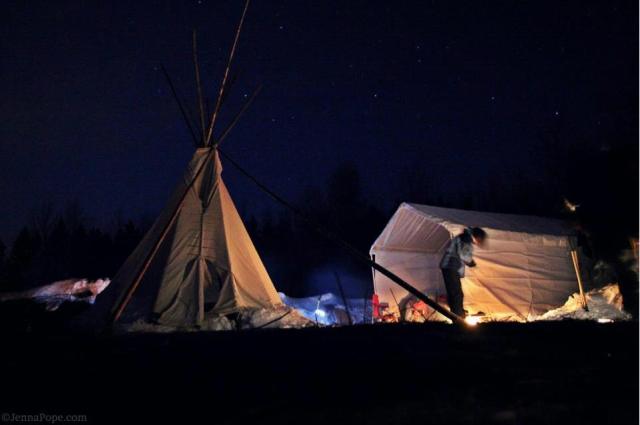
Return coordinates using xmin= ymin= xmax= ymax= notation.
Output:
xmin=110 ymin=1 xmax=282 ymax=327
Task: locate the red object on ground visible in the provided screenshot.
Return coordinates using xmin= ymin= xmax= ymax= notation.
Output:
xmin=372 ymin=293 xmax=380 ymax=318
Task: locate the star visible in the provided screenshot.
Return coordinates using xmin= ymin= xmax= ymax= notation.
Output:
xmin=373 ymin=93 xmax=379 ymax=99
xmin=554 ymin=111 xmax=560 ymax=116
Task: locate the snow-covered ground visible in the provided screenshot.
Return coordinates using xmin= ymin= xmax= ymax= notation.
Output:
xmin=126 ymin=305 xmax=313 ymax=332
xmin=532 ymin=284 xmax=631 ymax=322
xmin=279 ymin=292 xmax=370 ymax=325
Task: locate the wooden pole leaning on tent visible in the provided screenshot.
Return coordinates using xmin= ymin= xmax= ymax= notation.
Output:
xmin=570 ymin=249 xmax=589 ymax=311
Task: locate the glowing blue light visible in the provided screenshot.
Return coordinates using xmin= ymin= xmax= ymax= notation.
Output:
xmin=314 ymin=309 xmax=326 ymax=317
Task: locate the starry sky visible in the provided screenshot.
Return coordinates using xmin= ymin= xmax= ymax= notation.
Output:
xmin=1 ymin=0 xmax=637 ymax=243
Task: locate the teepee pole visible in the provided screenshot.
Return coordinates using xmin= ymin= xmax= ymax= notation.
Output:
xmin=205 ymin=0 xmax=250 ymax=146
xmin=160 ymin=65 xmax=199 ymax=147
xmin=215 ymin=85 xmax=261 ymax=145
xmin=193 ymin=30 xmax=206 ymax=144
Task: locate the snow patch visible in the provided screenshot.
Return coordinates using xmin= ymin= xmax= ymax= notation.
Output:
xmin=533 ymin=284 xmax=631 ymax=322
xmin=279 ymin=292 xmax=371 ymax=325
xmin=237 ymin=305 xmax=314 ymax=329
xmin=124 ymin=306 xmax=312 ymax=333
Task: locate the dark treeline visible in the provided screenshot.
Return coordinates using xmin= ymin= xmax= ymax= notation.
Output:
xmin=0 ymin=140 xmax=637 ymax=305
xmin=246 ymin=162 xmax=388 ymax=298
xmin=399 ymin=136 xmax=638 ymax=263
xmin=0 ymin=203 xmax=146 ymax=293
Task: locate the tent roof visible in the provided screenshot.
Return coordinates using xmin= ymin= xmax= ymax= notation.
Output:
xmin=371 ymin=203 xmax=575 ymax=254
xmin=403 ymin=203 xmax=574 ymax=236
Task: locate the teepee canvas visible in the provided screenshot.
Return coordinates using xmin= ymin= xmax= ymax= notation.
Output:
xmin=111 ymin=147 xmax=281 ymax=326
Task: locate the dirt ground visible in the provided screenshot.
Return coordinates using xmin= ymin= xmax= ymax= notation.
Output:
xmin=0 ymin=320 xmax=637 ymax=425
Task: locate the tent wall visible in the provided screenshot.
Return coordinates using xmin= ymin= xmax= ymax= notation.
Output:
xmin=371 ymin=204 xmax=578 ymax=321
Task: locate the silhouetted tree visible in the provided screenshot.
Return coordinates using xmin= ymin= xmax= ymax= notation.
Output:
xmin=0 ymin=238 xmax=6 ymax=289
xmin=30 ymin=200 xmax=56 ymax=244
xmin=4 ymin=227 xmax=37 ymax=291
xmin=112 ymin=220 xmax=144 ymax=271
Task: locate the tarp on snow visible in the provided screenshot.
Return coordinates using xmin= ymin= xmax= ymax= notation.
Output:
xmin=0 ymin=278 xmax=111 ymax=311
xmin=533 ymin=284 xmax=631 ymax=321
xmin=280 ymin=292 xmax=371 ymax=325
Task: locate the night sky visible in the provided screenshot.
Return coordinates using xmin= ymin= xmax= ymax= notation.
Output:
xmin=1 ymin=1 xmax=637 ymax=243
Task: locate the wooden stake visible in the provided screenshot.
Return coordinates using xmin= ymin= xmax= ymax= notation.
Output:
xmin=571 ymin=249 xmax=589 ymax=311
xmin=198 ymin=215 xmax=206 ymax=324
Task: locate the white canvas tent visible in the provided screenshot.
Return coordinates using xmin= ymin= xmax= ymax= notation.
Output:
xmin=370 ymin=203 xmax=581 ymax=322
xmin=110 ymin=148 xmax=282 ymax=327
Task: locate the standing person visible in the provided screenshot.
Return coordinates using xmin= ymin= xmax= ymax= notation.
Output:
xmin=439 ymin=227 xmax=487 ymax=317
